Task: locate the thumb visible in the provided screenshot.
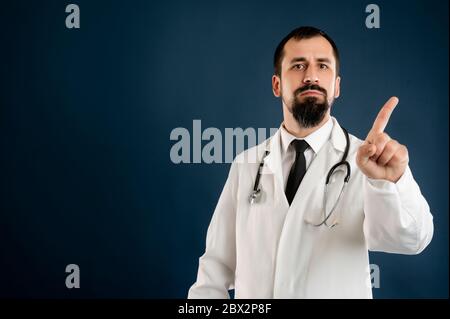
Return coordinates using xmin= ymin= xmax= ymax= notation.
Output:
xmin=357 ymin=142 xmax=376 ymax=164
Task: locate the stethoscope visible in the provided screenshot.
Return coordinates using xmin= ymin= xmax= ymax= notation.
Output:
xmin=249 ymin=125 xmax=351 ymax=228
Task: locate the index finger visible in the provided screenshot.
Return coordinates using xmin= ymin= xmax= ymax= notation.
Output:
xmin=368 ymin=96 xmax=399 ymax=136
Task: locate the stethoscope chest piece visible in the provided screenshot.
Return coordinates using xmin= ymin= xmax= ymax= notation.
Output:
xmin=249 ymin=189 xmax=261 ymax=204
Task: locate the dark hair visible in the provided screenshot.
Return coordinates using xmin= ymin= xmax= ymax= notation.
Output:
xmin=273 ymin=26 xmax=340 ymax=76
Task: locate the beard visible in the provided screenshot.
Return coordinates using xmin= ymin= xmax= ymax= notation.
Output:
xmin=288 ymin=84 xmax=331 ymax=128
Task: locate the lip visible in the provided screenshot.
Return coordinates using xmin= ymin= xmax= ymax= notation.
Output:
xmin=300 ymin=90 xmax=324 ymax=96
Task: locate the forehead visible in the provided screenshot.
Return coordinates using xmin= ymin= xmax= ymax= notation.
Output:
xmin=282 ymin=36 xmax=335 ymax=65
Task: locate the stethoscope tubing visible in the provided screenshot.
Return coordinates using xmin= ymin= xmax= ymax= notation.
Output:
xmin=249 ymin=125 xmax=351 ymax=227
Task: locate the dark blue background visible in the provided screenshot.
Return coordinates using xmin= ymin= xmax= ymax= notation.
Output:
xmin=0 ymin=0 xmax=448 ymax=298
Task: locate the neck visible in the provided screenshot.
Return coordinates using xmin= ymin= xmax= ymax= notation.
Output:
xmin=282 ymin=108 xmax=331 ymax=138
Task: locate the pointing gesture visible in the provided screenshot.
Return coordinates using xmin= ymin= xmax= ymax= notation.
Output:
xmin=356 ymin=97 xmax=409 ymax=183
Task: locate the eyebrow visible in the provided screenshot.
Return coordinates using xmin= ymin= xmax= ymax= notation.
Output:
xmin=290 ymin=57 xmax=332 ymax=64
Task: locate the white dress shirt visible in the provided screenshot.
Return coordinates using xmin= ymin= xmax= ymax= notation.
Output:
xmin=280 ymin=117 xmax=333 ymax=190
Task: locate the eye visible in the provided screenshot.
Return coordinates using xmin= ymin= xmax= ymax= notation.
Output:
xmin=292 ymin=64 xmax=305 ymax=70
xmin=320 ymin=64 xmax=328 ymax=69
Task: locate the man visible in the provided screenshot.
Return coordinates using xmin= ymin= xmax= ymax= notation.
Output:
xmin=188 ymin=26 xmax=433 ymax=298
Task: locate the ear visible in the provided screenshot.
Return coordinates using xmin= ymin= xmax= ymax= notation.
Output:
xmin=334 ymin=76 xmax=341 ymax=98
xmin=272 ymin=75 xmax=281 ymax=97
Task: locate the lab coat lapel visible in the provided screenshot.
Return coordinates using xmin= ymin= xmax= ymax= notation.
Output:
xmin=262 ymin=129 xmax=288 ymax=208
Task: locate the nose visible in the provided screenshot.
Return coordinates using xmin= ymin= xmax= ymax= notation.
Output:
xmin=303 ymin=67 xmax=319 ymax=85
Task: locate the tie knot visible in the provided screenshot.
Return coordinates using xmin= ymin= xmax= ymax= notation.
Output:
xmin=291 ymin=139 xmax=309 ymax=154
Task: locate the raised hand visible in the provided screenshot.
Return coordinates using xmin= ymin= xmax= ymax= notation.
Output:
xmin=356 ymin=97 xmax=409 ymax=183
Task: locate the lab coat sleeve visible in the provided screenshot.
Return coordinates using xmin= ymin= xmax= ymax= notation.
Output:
xmin=188 ymin=161 xmax=239 ymax=299
xmin=363 ymin=165 xmax=434 ymax=254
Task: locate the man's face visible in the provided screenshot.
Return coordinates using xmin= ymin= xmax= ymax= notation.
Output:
xmin=272 ymin=36 xmax=341 ymax=127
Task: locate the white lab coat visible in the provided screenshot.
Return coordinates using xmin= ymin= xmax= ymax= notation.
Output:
xmin=188 ymin=117 xmax=434 ymax=299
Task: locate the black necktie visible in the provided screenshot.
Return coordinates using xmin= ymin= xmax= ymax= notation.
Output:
xmin=285 ymin=139 xmax=309 ymax=206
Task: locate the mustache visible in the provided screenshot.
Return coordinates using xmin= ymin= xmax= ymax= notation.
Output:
xmin=294 ymin=84 xmax=328 ymax=96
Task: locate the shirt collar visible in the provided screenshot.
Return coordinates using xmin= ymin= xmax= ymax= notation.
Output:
xmin=280 ymin=117 xmax=333 ymax=155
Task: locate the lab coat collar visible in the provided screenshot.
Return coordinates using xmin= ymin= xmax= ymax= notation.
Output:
xmin=263 ymin=128 xmax=283 ymax=185
xmin=330 ymin=116 xmax=347 ymax=153
xmin=280 ymin=117 xmax=333 ymax=155
xmin=264 ymin=116 xmax=347 ymax=170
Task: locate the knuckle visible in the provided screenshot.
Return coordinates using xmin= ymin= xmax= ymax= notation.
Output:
xmin=379 ymin=113 xmax=387 ymax=122
xmin=384 ymin=142 xmax=394 ymax=152
xmin=385 ymin=140 xmax=398 ymax=152
xmin=375 ymin=133 xmax=390 ymax=145
xmin=393 ymin=145 xmax=408 ymax=161
xmin=401 ymin=145 xmax=409 ymax=158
